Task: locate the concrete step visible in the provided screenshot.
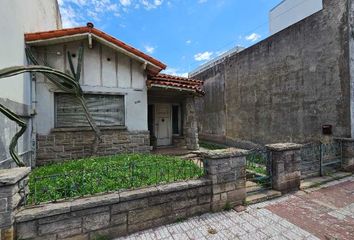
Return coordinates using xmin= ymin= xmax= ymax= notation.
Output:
xmin=246 ymin=190 xmax=282 ymax=205
xmin=246 ymin=181 xmax=264 ymax=193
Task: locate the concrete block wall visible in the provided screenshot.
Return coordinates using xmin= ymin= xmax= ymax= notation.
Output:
xmin=0 ymin=168 xmax=30 ymax=240
xmin=36 ymin=129 xmax=150 ymax=166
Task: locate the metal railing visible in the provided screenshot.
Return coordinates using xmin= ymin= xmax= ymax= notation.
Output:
xmin=245 ymin=149 xmax=272 ymax=194
xmin=25 ymin=158 xmax=204 ymax=205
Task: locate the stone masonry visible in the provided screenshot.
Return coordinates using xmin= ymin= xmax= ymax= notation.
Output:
xmin=36 ymin=129 xmax=150 ymax=166
xmin=202 ymin=148 xmax=247 ymax=211
xmin=15 ymin=180 xmax=212 ymax=240
xmin=184 ymin=97 xmax=199 ymax=150
xmin=0 ymin=167 xmax=30 ymax=240
xmin=267 ymin=143 xmax=302 ymax=193
xmin=13 ymin=147 xmax=247 ymax=240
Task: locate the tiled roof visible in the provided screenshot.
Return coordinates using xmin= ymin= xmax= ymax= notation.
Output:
xmin=147 ymin=73 xmax=205 ymax=95
xmin=25 ymin=25 xmax=167 ymax=70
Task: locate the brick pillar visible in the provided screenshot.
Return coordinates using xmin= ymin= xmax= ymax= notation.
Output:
xmin=0 ymin=167 xmax=30 ymax=240
xmin=183 ymin=97 xmax=199 ymax=150
xmin=336 ymin=138 xmax=354 ymax=171
xmin=266 ymin=143 xmax=302 ymax=193
xmin=202 ymin=148 xmax=247 ymax=212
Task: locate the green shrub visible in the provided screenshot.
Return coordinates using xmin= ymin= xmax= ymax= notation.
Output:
xmin=28 ymin=154 xmax=204 ymax=205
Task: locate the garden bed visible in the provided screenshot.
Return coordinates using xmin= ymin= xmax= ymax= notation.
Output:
xmin=28 ymin=154 xmax=204 ymax=205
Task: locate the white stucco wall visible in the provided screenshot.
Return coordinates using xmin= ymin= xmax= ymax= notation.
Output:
xmin=34 ymin=40 xmax=148 ymax=135
xmin=270 ymin=0 xmax=323 ymax=35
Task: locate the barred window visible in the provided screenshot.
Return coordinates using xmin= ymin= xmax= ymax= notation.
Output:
xmin=55 ymin=93 xmax=125 ymax=128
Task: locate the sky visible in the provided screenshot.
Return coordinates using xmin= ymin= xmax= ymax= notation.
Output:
xmin=58 ymin=0 xmax=282 ymax=77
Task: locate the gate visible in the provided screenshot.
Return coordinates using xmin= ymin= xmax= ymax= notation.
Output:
xmin=300 ymin=141 xmax=342 ymax=178
xmin=245 ymin=150 xmax=272 ymax=194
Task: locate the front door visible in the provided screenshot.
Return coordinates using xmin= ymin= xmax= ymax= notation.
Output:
xmin=155 ymin=104 xmax=172 ymax=146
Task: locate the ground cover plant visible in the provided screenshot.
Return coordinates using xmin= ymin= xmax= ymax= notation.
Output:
xmin=199 ymin=141 xmax=227 ymax=150
xmin=28 ymin=154 xmax=204 ymax=205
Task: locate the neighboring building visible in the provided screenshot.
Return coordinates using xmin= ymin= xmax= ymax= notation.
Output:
xmin=25 ymin=24 xmax=203 ymax=166
xmin=269 ymin=0 xmax=323 ymax=35
xmin=0 ymin=0 xmax=62 ymax=169
xmin=191 ymin=0 xmax=354 ymax=147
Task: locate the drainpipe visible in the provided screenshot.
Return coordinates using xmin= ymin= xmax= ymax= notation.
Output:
xmin=87 ymin=22 xmax=94 ymax=49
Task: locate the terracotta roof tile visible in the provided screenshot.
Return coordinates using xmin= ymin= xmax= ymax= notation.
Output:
xmin=25 ymin=26 xmax=166 ymax=70
xmin=147 ymin=73 xmax=205 ymax=95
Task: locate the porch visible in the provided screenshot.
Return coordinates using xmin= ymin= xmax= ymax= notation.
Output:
xmin=147 ymin=74 xmax=205 ymax=150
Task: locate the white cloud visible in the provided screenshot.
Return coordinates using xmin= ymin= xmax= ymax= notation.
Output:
xmin=60 ymin=5 xmax=81 ymax=27
xmin=186 ymin=40 xmax=192 ymax=45
xmin=194 ymin=51 xmax=213 ymax=61
xmin=58 ymin=0 xmax=165 ymax=27
xmin=163 ymin=68 xmax=188 ymax=78
xmin=145 ymin=45 xmax=155 ymax=54
xmin=140 ymin=0 xmax=164 ymax=10
xmin=120 ymin=0 xmax=131 ymax=6
xmin=245 ymin=33 xmax=261 ymax=42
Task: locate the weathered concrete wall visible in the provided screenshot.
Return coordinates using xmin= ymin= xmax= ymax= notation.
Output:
xmin=36 ymin=129 xmax=150 ymax=166
xmin=195 ymin=64 xmax=226 ymax=144
xmin=193 ymin=0 xmax=351 ymax=145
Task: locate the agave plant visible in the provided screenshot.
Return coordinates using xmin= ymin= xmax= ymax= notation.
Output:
xmin=0 ymin=47 xmax=102 ymax=167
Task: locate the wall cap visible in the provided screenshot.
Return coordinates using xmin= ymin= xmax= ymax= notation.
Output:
xmin=200 ymin=148 xmax=249 ymax=159
xmin=266 ymin=143 xmax=302 ymax=151
xmin=0 ymin=167 xmax=31 ymax=186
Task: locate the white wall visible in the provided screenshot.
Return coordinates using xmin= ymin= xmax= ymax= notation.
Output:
xmin=35 ymin=40 xmax=148 ymax=135
xmin=270 ymin=0 xmax=323 ymax=35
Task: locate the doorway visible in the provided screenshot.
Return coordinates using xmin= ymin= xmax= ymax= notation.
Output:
xmin=154 ymin=103 xmax=172 ymax=146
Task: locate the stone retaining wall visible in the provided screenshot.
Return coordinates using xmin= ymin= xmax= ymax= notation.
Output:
xmin=15 ymin=180 xmax=211 ymax=240
xmin=0 ymin=168 xmax=30 ymax=240
xmin=11 ymin=148 xmax=248 ymax=240
xmin=36 ymin=129 xmax=150 ymax=166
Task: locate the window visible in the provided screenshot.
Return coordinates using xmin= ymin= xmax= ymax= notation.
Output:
xmin=55 ymin=93 xmax=125 ymax=128
xmin=172 ymin=105 xmax=180 ymax=135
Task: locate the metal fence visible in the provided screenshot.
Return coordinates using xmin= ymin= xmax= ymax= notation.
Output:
xmin=300 ymin=141 xmax=342 ymax=178
xmin=25 ymin=158 xmax=205 ymax=205
xmin=245 ymin=150 xmax=272 ymax=194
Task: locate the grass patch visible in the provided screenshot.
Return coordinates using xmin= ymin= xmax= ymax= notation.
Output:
xmin=28 ymin=154 xmax=203 ymax=205
xmin=199 ymin=141 xmax=227 ymax=150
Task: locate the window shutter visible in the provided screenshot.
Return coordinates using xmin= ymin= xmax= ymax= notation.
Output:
xmin=55 ymin=93 xmax=125 ymax=127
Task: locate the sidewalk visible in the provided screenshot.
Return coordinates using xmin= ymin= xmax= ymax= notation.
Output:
xmin=116 ymin=176 xmax=354 ymax=240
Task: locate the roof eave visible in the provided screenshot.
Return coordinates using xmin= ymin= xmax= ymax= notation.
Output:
xmin=25 ymin=33 xmax=166 ymax=73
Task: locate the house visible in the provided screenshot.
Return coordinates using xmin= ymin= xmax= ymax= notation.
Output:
xmin=269 ymin=0 xmax=323 ymax=35
xmin=191 ymin=0 xmax=354 ymax=147
xmin=24 ymin=23 xmax=203 ymax=166
xmin=0 ymin=0 xmax=62 ymax=169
